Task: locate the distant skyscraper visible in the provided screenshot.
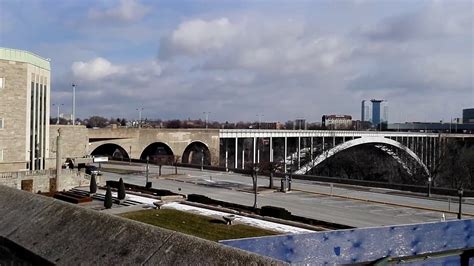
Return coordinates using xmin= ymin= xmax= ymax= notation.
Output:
xmin=371 ymin=99 xmax=384 ymax=126
xmin=361 ymin=100 xmax=371 ymax=122
xmin=361 ymin=100 xmax=366 ymax=121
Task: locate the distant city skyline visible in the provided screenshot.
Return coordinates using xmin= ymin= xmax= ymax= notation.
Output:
xmin=0 ymin=0 xmax=472 ymax=122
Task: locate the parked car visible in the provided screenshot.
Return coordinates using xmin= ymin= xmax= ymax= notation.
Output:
xmin=85 ymin=165 xmax=100 ymax=175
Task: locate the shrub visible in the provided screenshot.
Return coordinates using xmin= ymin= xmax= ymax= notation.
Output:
xmin=260 ymin=206 xmax=292 ymax=220
xmin=118 ymin=178 xmax=126 ymax=200
xmin=104 ymin=185 xmax=113 ymax=209
xmin=90 ymin=174 xmax=97 ymax=194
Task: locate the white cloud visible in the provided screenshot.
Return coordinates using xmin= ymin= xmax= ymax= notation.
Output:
xmin=88 ymin=0 xmax=150 ymax=23
xmin=165 ymin=18 xmax=239 ymax=55
xmin=71 ymin=57 xmax=125 ymax=81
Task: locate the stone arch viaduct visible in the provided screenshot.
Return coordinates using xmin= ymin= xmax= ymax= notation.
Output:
xmin=86 ymin=128 xmax=473 ymax=177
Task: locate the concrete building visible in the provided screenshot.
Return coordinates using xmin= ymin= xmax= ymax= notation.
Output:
xmin=463 ymin=108 xmax=474 ymax=124
xmin=0 ymin=48 xmax=51 ymax=172
xmin=361 ymin=100 xmax=371 ymax=122
xmin=322 ymin=115 xmax=353 ymax=130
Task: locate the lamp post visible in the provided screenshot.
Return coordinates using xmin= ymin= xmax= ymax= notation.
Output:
xmin=200 ymin=149 xmax=204 ymax=171
xmin=253 ymin=164 xmax=259 ymax=209
xmin=458 ymin=187 xmax=463 ymax=219
xmin=427 ymin=176 xmax=432 ymax=197
xmin=256 ymin=114 xmax=264 ymax=129
xmin=203 ymin=112 xmax=210 ymax=129
xmin=136 ymin=108 xmax=144 ymax=128
xmin=52 ymin=103 xmax=64 ymax=125
xmin=72 ymin=83 xmax=76 ymax=125
xmin=145 ymin=156 xmax=150 ymax=188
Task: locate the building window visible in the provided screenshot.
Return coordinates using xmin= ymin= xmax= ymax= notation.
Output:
xmin=0 ymin=150 xmax=3 ymax=161
xmin=0 ymin=77 xmax=4 ymax=90
xmin=0 ymin=118 xmax=3 ymax=129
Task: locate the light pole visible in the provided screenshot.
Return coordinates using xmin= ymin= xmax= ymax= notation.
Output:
xmin=145 ymin=156 xmax=150 ymax=188
xmin=253 ymin=164 xmax=259 ymax=209
xmin=136 ymin=108 xmax=144 ymax=128
xmin=72 ymin=83 xmax=76 ymax=125
xmin=52 ymin=103 xmax=64 ymax=125
xmin=203 ymin=112 xmax=210 ymax=129
xmin=200 ymin=149 xmax=204 ymax=171
xmin=458 ymin=188 xmax=463 ymax=219
xmin=256 ymin=114 xmax=264 ymax=129
xmin=427 ymin=176 xmax=432 ymax=197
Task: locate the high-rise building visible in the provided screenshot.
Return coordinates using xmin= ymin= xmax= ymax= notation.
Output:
xmin=370 ymin=99 xmax=384 ymax=126
xmin=463 ymin=108 xmax=474 ymax=124
xmin=361 ymin=100 xmax=371 ymax=122
xmin=0 ymin=47 xmax=51 ymax=172
xmin=361 ymin=100 xmax=366 ymax=122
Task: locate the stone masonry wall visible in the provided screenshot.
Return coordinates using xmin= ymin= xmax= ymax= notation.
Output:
xmin=0 ymin=59 xmax=28 ymax=171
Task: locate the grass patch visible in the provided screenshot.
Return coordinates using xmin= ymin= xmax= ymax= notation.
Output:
xmin=120 ymin=209 xmax=278 ymax=241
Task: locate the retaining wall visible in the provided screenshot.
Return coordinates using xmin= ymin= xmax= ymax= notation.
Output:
xmin=0 ymin=185 xmax=284 ymax=265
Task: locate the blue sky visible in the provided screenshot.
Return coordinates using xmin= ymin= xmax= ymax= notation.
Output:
xmin=0 ymin=0 xmax=472 ymax=123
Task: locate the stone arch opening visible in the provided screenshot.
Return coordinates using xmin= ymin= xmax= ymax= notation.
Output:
xmin=91 ymin=143 xmax=129 ymax=159
xmin=295 ymin=137 xmax=429 ymax=176
xmin=140 ymin=142 xmax=174 ymax=160
xmin=182 ymin=141 xmax=211 ymax=165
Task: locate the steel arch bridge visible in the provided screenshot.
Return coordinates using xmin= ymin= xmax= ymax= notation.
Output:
xmin=293 ymin=136 xmax=429 ymax=175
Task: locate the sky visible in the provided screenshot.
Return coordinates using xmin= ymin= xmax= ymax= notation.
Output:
xmin=0 ymin=0 xmax=472 ymax=123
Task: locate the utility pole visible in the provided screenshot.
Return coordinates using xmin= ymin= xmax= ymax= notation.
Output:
xmin=458 ymin=188 xmax=463 ymax=219
xmin=203 ymin=112 xmax=210 ymax=129
xmin=136 ymin=108 xmax=144 ymax=128
xmin=201 ymin=149 xmax=204 ymax=171
xmin=52 ymin=103 xmax=64 ymax=125
xmin=72 ymin=83 xmax=76 ymax=125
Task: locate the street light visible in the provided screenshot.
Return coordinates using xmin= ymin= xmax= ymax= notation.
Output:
xmin=256 ymin=114 xmax=264 ymax=129
xmin=52 ymin=103 xmax=64 ymax=125
xmin=145 ymin=156 xmax=150 ymax=188
xmin=458 ymin=187 xmax=463 ymax=219
xmin=203 ymin=112 xmax=210 ymax=129
xmin=136 ymin=108 xmax=144 ymax=128
xmin=252 ymin=164 xmax=259 ymax=209
xmin=427 ymin=176 xmax=432 ymax=197
xmin=200 ymin=149 xmax=204 ymax=171
xmin=72 ymin=83 xmax=76 ymax=125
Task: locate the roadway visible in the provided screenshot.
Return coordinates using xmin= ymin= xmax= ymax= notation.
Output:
xmin=94 ymin=162 xmax=473 ymax=228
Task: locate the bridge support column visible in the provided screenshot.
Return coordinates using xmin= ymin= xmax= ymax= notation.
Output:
xmin=235 ymin=137 xmax=238 ymax=168
xmin=253 ymin=137 xmax=256 ymax=164
xmin=322 ymin=137 xmax=325 ymax=151
xmin=284 ymin=137 xmax=287 ymax=173
xmin=310 ymin=137 xmax=313 ymax=162
xmin=298 ymin=137 xmax=301 ymax=169
xmin=270 ymin=137 xmax=273 ymax=162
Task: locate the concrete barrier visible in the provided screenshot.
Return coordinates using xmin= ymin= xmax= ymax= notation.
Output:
xmin=0 ymin=186 xmax=285 ymax=265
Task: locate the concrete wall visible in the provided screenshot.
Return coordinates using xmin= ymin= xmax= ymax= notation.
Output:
xmin=0 ymin=169 xmax=90 ymax=193
xmin=88 ymin=128 xmax=221 ymax=165
xmin=48 ymin=125 xmax=89 ymax=169
xmin=0 ymin=185 xmax=284 ymax=265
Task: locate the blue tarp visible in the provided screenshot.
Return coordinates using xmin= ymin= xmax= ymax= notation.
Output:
xmin=221 ymin=219 xmax=474 ymax=264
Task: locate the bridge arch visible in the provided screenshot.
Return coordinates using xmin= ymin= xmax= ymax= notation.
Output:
xmin=295 ymin=137 xmax=429 ymax=176
xmin=182 ymin=141 xmax=211 ymax=165
xmin=140 ymin=142 xmax=174 ymax=160
xmin=90 ymin=143 xmax=130 ymax=159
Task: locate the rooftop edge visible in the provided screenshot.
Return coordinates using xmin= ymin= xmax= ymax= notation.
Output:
xmin=0 ymin=47 xmax=51 ymax=70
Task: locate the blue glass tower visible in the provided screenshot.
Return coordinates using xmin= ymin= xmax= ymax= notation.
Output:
xmin=371 ymin=99 xmax=383 ymax=126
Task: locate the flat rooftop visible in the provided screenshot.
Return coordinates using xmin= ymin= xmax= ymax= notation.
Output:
xmin=0 ymin=47 xmax=50 ymax=70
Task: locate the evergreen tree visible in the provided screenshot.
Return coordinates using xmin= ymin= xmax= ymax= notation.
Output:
xmin=104 ymin=185 xmax=113 ymax=209
xmin=89 ymin=174 xmax=97 ymax=194
xmin=118 ymin=178 xmax=126 ymax=200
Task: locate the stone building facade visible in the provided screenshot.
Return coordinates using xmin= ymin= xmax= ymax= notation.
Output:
xmin=0 ymin=48 xmax=51 ymax=172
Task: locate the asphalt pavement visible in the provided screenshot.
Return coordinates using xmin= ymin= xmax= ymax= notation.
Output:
xmin=94 ymin=162 xmax=472 ymax=228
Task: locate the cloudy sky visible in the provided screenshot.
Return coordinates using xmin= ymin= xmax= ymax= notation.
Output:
xmin=0 ymin=0 xmax=472 ymax=123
